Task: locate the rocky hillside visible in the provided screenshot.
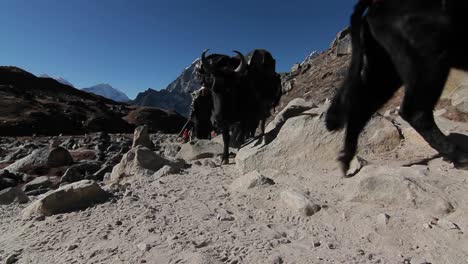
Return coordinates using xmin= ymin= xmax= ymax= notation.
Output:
xmin=133 ymin=59 xmax=202 ymax=117
xmin=279 ymin=28 xmax=351 ymax=110
xmin=82 ymin=84 xmax=130 ymax=103
xmin=280 ymin=28 xmax=468 ymax=122
xmin=0 ymin=67 xmax=186 ymax=136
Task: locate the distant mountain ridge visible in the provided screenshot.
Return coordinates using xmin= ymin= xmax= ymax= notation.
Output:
xmin=82 ymin=84 xmax=130 ymax=102
xmin=39 ymin=74 xmax=74 ymax=87
xmin=0 ymin=66 xmax=186 ymax=136
xmin=132 ymin=59 xmax=202 ymax=116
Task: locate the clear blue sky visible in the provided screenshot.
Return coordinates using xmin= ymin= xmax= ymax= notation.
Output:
xmin=0 ymin=0 xmax=355 ymax=99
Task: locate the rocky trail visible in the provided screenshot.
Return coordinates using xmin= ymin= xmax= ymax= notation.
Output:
xmin=1 ymin=100 xmax=468 ymax=264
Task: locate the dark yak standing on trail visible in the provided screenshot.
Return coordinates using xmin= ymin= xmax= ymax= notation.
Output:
xmin=326 ymin=0 xmax=468 ymax=175
xmin=198 ymin=49 xmax=282 ymax=164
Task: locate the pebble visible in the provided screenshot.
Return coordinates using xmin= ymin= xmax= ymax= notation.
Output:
xmin=377 ymin=213 xmax=390 ymax=226
xmin=115 ymin=220 xmax=123 ymax=226
xmin=67 ymin=244 xmax=78 ymax=251
xmin=137 ymin=243 xmax=151 ymax=251
xmin=34 ymin=215 xmax=46 ymax=222
xmin=216 ymin=209 xmax=234 ymax=221
xmin=271 ymin=254 xmax=284 ymax=264
xmin=5 ymin=254 xmax=18 ymax=264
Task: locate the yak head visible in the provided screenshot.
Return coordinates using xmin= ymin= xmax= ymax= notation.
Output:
xmin=200 ymin=49 xmax=247 ymax=129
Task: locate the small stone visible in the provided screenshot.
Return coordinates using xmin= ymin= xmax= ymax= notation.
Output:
xmin=5 ymin=254 xmax=18 ymax=264
xmin=377 ymin=213 xmax=390 ymax=226
xmin=313 ymin=241 xmax=321 ymax=248
xmin=280 ymin=190 xmax=321 ymax=216
xmin=346 ymin=156 xmax=368 ymax=177
xmin=357 ymin=249 xmax=365 ymax=256
xmin=115 ymin=220 xmax=123 ymax=226
xmin=67 ymin=245 xmax=78 ymax=251
xmin=436 ymin=219 xmax=461 ymax=231
xmin=423 ymin=223 xmax=432 ymax=229
xmin=328 ymin=243 xmax=336 ymax=249
xmin=136 ymin=243 xmax=151 ymax=251
xmin=34 ymin=215 xmax=46 ymax=222
xmin=270 ymin=254 xmax=284 ymax=264
xmin=216 ymin=209 xmax=234 ymax=221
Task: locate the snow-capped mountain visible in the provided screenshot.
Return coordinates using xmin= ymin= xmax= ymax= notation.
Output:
xmin=132 ymin=58 xmax=202 ymax=116
xmin=82 ymin=84 xmax=130 ymax=102
xmin=39 ymin=74 xmax=75 ymax=87
xmin=300 ymin=51 xmax=319 ymax=65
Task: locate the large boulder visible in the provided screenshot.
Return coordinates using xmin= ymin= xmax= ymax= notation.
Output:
xmin=345 ymin=165 xmax=454 ymax=216
xmin=132 ymin=125 xmax=155 ymax=150
xmin=176 ymin=140 xmax=224 ymax=161
xmin=5 ymin=147 xmax=73 ymax=174
xmin=0 ymin=187 xmax=29 ymax=205
xmin=236 ymin=108 xmax=334 ymax=174
xmin=266 ymin=98 xmax=315 ymax=134
xmin=22 ymin=180 xmax=109 ymax=218
xmin=237 ymin=106 xmax=402 ymax=174
xmin=331 ymin=28 xmax=352 ymax=56
xmin=110 ymin=146 xmax=181 ymax=181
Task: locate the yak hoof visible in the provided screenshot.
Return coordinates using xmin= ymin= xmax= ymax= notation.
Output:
xmin=221 ymin=158 xmax=229 ymax=165
xmin=453 ymin=153 xmax=468 ymax=170
xmin=337 ymin=153 xmax=351 ymax=177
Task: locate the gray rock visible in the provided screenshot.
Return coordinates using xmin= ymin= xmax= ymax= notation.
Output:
xmin=176 ymin=140 xmax=224 ymax=161
xmin=377 ymin=213 xmax=390 ymax=226
xmin=152 ymin=165 xmax=176 ymax=178
xmin=92 ymin=165 xmax=114 ymax=181
xmin=61 ymin=161 xmax=102 ymax=184
xmin=0 ymin=177 xmax=17 ymax=191
xmin=0 ymin=187 xmax=29 ymax=205
xmin=216 ymin=209 xmax=234 ymax=221
xmin=346 ymin=156 xmax=368 ymax=178
xmin=23 ymin=176 xmax=54 ymax=192
xmin=230 ymin=170 xmax=275 ymax=192
xmin=5 ymin=253 xmax=19 ymax=264
xmin=451 ymin=85 xmax=468 ymax=113
xmin=5 ymin=147 xmax=73 ymax=173
xmin=331 ymin=28 xmax=352 ymax=56
xmin=265 ymin=98 xmax=316 ymax=135
xmin=280 ymin=190 xmax=321 ymax=216
xmin=25 ymin=188 xmax=52 ymax=196
xmin=22 ymin=180 xmax=110 ymax=218
xmin=136 ymin=243 xmax=151 ymax=251
xmin=237 ymin=106 xmax=401 ymax=175
xmin=436 ymin=219 xmax=461 ymax=231
xmin=290 ymin=63 xmax=301 ymax=72
xmin=111 ymin=146 xmax=180 ymax=181
xmin=132 ymin=126 xmax=155 ymax=150
xmin=347 ymin=166 xmax=454 ymax=216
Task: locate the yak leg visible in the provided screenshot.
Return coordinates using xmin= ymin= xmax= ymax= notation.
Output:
xmin=259 ymin=119 xmax=266 ymax=144
xmin=398 ymin=60 xmax=468 ymax=165
xmin=367 ymin=10 xmax=468 ymax=166
xmin=338 ymin=25 xmax=401 ymax=174
xmin=221 ymin=128 xmax=230 ymax=164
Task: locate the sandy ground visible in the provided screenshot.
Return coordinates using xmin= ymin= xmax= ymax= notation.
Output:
xmin=1 ymin=150 xmax=468 ymax=264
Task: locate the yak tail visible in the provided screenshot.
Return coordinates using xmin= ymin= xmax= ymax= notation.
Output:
xmin=325 ymin=0 xmax=371 ymax=131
